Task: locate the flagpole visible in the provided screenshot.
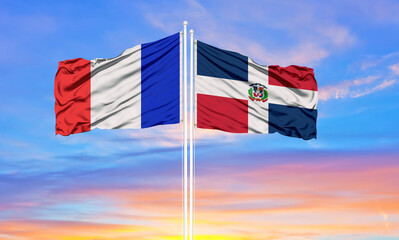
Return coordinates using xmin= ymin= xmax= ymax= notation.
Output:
xmin=183 ymin=20 xmax=188 ymax=240
xmin=189 ymin=29 xmax=194 ymax=240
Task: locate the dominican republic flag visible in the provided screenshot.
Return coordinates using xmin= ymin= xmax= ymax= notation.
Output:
xmin=55 ymin=33 xmax=182 ymax=136
xmin=195 ymin=41 xmax=318 ymax=140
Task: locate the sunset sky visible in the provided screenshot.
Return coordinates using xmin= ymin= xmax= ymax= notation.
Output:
xmin=1 ymin=0 xmax=399 ymax=240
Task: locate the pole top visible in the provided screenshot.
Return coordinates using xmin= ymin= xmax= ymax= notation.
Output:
xmin=189 ymin=29 xmax=194 ymax=35
xmin=183 ymin=21 xmax=188 ymax=26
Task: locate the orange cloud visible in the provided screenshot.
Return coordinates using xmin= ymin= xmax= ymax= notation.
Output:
xmin=0 ymin=220 xmax=160 ymax=240
xmin=2 ymin=152 xmax=399 ymax=239
xmin=60 ymin=153 xmax=399 ymax=239
xmin=189 ymin=154 xmax=399 ymax=238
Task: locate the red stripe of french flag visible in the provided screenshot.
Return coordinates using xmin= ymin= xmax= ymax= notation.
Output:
xmin=54 ymin=58 xmax=91 ymax=135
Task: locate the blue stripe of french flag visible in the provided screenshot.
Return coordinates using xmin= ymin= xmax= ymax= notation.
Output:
xmin=194 ymin=40 xmax=318 ymax=140
xmin=55 ymin=33 xmax=182 ymax=136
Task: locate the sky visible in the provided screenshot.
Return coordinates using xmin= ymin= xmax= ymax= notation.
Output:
xmin=0 ymin=0 xmax=399 ymax=239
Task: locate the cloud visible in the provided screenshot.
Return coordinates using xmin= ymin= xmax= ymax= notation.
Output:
xmin=0 ymin=220 xmax=167 ymax=240
xmin=319 ymin=55 xmax=398 ymax=101
xmin=351 ymin=79 xmax=396 ymax=98
xmin=356 ymin=52 xmax=399 ymax=71
xmin=136 ymin=0 xmax=356 ymax=66
xmin=320 ymin=51 xmax=398 ymax=102
xmin=319 ymin=75 xmax=381 ymax=100
xmin=190 ymin=150 xmax=399 ymax=239
xmin=2 ymin=150 xmax=399 ymax=239
xmin=117 ymin=123 xmax=239 ymax=149
xmin=390 ymin=63 xmax=399 ymax=75
xmin=381 ymin=212 xmax=391 ymax=232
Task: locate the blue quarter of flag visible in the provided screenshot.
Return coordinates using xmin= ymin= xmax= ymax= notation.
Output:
xmin=197 ymin=40 xmax=248 ymax=82
xmin=269 ymin=104 xmax=317 ymax=140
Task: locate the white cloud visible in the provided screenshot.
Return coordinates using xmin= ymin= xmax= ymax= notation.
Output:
xmin=319 ymin=49 xmax=399 ymax=102
xmin=319 ymin=75 xmax=396 ymax=101
xmin=122 ymin=121 xmax=238 ymax=148
xmin=389 ymin=63 xmax=399 ymax=75
xmin=381 ymin=211 xmax=391 ymax=231
xmin=319 ymin=76 xmax=378 ymax=101
xmin=351 ymin=79 xmax=396 ymax=98
xmin=137 ymin=0 xmax=356 ymax=66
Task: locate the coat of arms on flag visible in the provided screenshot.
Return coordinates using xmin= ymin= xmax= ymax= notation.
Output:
xmin=249 ymin=83 xmax=268 ymax=102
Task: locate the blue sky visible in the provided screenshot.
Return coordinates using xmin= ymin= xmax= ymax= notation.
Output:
xmin=0 ymin=0 xmax=399 ymax=239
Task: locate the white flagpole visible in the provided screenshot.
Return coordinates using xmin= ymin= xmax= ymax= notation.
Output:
xmin=183 ymin=20 xmax=188 ymax=240
xmin=189 ymin=29 xmax=194 ymax=240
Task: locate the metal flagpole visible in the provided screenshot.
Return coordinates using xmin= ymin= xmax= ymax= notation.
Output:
xmin=183 ymin=20 xmax=188 ymax=240
xmin=189 ymin=29 xmax=194 ymax=240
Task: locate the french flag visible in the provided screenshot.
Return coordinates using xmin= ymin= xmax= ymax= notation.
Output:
xmin=194 ymin=41 xmax=318 ymax=140
xmin=55 ymin=33 xmax=183 ymax=136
